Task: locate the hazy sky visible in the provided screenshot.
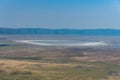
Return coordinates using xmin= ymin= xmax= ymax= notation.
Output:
xmin=0 ymin=0 xmax=120 ymax=29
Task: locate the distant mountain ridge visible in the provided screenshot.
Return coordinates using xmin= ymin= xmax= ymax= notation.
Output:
xmin=0 ymin=28 xmax=120 ymax=35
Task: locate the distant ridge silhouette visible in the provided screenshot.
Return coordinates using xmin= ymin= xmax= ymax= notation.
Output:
xmin=0 ymin=28 xmax=120 ymax=35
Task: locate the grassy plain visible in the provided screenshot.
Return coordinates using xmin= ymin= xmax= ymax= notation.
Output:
xmin=0 ymin=37 xmax=120 ymax=80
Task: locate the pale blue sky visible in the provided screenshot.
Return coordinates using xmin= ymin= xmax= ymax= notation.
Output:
xmin=0 ymin=0 xmax=120 ymax=29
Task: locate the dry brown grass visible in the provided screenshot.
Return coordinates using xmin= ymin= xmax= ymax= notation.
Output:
xmin=0 ymin=59 xmax=94 ymax=69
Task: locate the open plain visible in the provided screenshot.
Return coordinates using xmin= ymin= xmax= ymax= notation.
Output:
xmin=0 ymin=35 xmax=120 ymax=80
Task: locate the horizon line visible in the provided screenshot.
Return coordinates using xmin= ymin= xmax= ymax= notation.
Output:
xmin=0 ymin=27 xmax=120 ymax=30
